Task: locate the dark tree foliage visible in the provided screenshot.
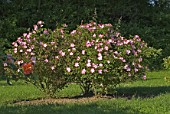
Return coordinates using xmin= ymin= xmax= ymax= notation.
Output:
xmin=0 ymin=0 xmax=170 ymax=69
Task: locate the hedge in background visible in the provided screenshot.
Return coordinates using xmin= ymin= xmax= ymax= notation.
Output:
xmin=1 ymin=0 xmax=169 ymax=69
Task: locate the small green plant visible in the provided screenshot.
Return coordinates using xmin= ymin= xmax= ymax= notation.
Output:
xmin=163 ymin=56 xmax=170 ymax=70
xmin=163 ymin=56 xmax=170 ymax=82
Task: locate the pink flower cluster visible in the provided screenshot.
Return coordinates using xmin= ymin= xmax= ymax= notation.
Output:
xmin=65 ymin=22 xmax=147 ymax=81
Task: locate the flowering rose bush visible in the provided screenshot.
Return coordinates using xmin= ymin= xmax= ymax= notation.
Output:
xmin=64 ymin=22 xmax=156 ymax=95
xmin=7 ymin=20 xmax=159 ymax=97
xmin=8 ymin=21 xmax=67 ymax=97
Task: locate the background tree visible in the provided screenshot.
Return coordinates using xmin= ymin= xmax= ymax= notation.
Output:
xmin=0 ymin=0 xmax=170 ymax=70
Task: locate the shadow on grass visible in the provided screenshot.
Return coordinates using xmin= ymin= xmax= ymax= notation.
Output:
xmin=0 ymin=80 xmax=26 ymax=86
xmin=61 ymin=85 xmax=170 ymax=100
xmin=0 ymin=102 xmax=141 ymax=114
xmin=110 ymin=86 xmax=170 ymax=99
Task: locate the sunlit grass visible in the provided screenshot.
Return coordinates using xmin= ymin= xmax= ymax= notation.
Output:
xmin=0 ymin=70 xmax=170 ymax=114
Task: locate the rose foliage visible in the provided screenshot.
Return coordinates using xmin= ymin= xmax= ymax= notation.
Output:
xmin=5 ymin=21 xmax=160 ymax=96
xmin=6 ymin=21 xmax=67 ymax=96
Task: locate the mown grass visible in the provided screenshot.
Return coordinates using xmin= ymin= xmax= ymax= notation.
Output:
xmin=0 ymin=70 xmax=170 ymax=114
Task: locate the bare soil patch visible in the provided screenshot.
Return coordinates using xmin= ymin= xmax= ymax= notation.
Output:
xmin=12 ymin=96 xmax=110 ymax=105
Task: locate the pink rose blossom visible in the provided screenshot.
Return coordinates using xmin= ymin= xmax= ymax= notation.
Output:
xmin=104 ymin=46 xmax=109 ymax=50
xmin=123 ymin=40 xmax=130 ymax=44
xmin=17 ymin=61 xmax=22 ymax=66
xmin=98 ymin=56 xmax=102 ymax=60
xmin=105 ymin=23 xmax=112 ymax=27
xmin=124 ymin=64 xmax=128 ymax=69
xmin=77 ymin=56 xmax=80 ymax=60
xmin=98 ymin=69 xmax=102 ymax=74
xmin=126 ymin=67 xmax=131 ymax=71
xmin=23 ymin=33 xmax=27 ymax=37
xmin=31 ymin=52 xmax=35 ymax=55
xmin=132 ymin=50 xmax=138 ymax=56
xmin=23 ymin=45 xmax=27 ymax=49
xmin=71 ymin=30 xmax=76 ymax=35
xmin=12 ymin=42 xmax=18 ymax=47
xmin=99 ymin=34 xmax=104 ymax=38
xmin=33 ymin=25 xmax=38 ymax=30
xmin=122 ymin=59 xmax=126 ymax=62
xmin=37 ymin=21 xmax=43 ymax=25
xmin=59 ymin=50 xmax=65 ymax=56
xmin=66 ymin=67 xmax=71 ymax=72
xmin=107 ymin=60 xmax=110 ymax=64
xmin=90 ymin=68 xmax=95 ymax=73
xmin=108 ymin=39 xmax=112 ymax=43
xmin=143 ymin=75 xmax=146 ymax=80
xmin=98 ymin=24 xmax=104 ymax=28
xmin=114 ymin=51 xmax=119 ymax=55
xmin=14 ymin=48 xmax=17 ymax=53
xmin=137 ymin=49 xmax=142 ymax=53
xmin=99 ymin=63 xmax=103 ymax=67
xmin=93 ymin=34 xmax=96 ymax=37
xmin=70 ymin=43 xmax=75 ymax=48
xmin=68 ymin=49 xmax=71 ymax=52
xmin=134 ymin=68 xmax=138 ymax=72
xmin=43 ymin=30 xmax=48 ymax=34
xmin=3 ymin=63 xmax=7 ymax=67
xmin=97 ymin=48 xmax=103 ymax=52
xmin=61 ymin=52 xmax=65 ymax=56
xmin=55 ymin=56 xmax=59 ymax=59
xmin=17 ymin=69 xmax=20 ymax=72
xmin=115 ymin=32 xmax=120 ymax=37
xmin=138 ymin=57 xmax=143 ymax=62
xmin=20 ymin=50 xmax=23 ymax=52
xmin=126 ymin=50 xmax=131 ymax=55
xmin=134 ymin=35 xmax=139 ymax=39
xmin=70 ymin=52 xmax=74 ymax=56
xmin=124 ymin=64 xmax=131 ymax=71
xmin=92 ymin=63 xmax=98 ymax=69
xmin=31 ymin=45 xmax=34 ymax=49
xmin=98 ymin=53 xmax=102 ymax=57
xmin=74 ymin=62 xmax=79 ymax=67
xmin=22 ymin=42 xmax=26 ymax=45
xmin=51 ymin=42 xmax=55 ymax=45
xmin=43 ymin=43 xmax=47 ymax=47
xmin=82 ymin=50 xmax=85 ymax=55
xmin=51 ymin=66 xmax=55 ymax=70
xmin=81 ymin=69 xmax=86 ymax=74
xmin=72 ymin=48 xmax=76 ymax=51
xmin=87 ymin=59 xmax=91 ymax=63
xmin=27 ymin=49 xmax=32 ymax=52
xmin=44 ymin=59 xmax=48 ymax=63
xmin=86 ymin=62 xmax=91 ymax=67
xmin=138 ymin=64 xmax=143 ymax=68
xmin=86 ymin=41 xmax=91 ymax=47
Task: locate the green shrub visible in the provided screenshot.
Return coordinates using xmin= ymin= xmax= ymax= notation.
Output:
xmin=63 ymin=22 xmax=158 ymax=95
xmin=7 ymin=21 xmax=68 ymax=97
xmin=6 ymin=21 xmax=161 ymax=97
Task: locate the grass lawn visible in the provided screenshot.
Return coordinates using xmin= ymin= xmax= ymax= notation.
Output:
xmin=0 ymin=70 xmax=170 ymax=114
